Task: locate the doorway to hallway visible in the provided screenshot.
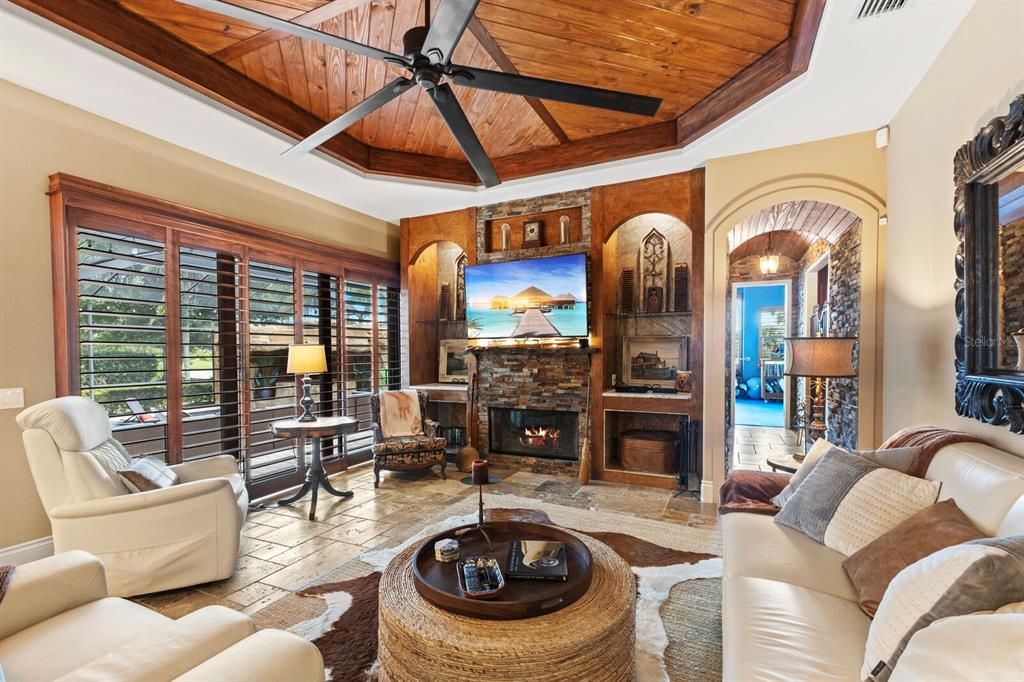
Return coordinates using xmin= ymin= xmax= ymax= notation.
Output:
xmin=733 ymin=282 xmax=788 ymax=428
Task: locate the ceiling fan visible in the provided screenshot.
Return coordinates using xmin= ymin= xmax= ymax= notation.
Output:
xmin=179 ymin=0 xmax=663 ymax=187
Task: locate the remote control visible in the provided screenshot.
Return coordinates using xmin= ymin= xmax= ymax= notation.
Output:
xmin=462 ymin=563 xmax=482 ymax=592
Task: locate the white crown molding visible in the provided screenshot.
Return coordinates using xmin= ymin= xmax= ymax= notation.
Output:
xmin=0 ymin=536 xmax=54 ymax=566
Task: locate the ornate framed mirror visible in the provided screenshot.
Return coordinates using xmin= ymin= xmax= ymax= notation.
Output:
xmin=954 ymin=94 xmax=1024 ymax=434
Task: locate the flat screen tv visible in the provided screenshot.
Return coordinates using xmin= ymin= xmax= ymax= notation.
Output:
xmin=465 ymin=253 xmax=588 ymax=339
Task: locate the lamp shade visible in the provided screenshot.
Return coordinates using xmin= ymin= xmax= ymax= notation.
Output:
xmin=287 ymin=344 xmax=327 ymax=374
xmin=784 ymin=337 xmax=856 ymax=378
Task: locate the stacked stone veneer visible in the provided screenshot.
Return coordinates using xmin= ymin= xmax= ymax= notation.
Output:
xmin=476 ymin=189 xmax=591 ymax=264
xmin=823 ymin=225 xmax=862 ymax=451
xmin=471 ymin=348 xmax=588 ymax=476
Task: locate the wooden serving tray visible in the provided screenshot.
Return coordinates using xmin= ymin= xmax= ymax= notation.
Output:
xmin=411 ymin=521 xmax=593 ymax=620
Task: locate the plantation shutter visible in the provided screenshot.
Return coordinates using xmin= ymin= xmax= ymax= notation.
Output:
xmin=302 ymin=270 xmax=345 ymax=462
xmin=342 ymin=279 xmax=376 ymax=455
xmin=77 ymin=228 xmax=169 ymax=460
xmin=178 ymin=246 xmax=244 ymax=462
xmin=246 ymin=260 xmax=299 ymax=486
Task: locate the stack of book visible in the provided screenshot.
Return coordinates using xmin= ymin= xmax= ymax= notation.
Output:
xmin=506 ymin=539 xmax=569 ymax=582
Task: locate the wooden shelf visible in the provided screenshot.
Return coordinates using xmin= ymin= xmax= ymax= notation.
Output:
xmin=602 ymin=393 xmax=692 ymax=414
xmin=602 ymin=390 xmax=691 ymax=400
xmin=605 ymin=311 xmax=692 ymax=318
xmin=410 ymin=383 xmax=468 ymax=403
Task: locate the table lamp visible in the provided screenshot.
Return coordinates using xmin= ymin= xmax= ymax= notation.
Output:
xmin=784 ymin=337 xmax=856 ymax=445
xmin=287 ymin=344 xmax=327 ymax=422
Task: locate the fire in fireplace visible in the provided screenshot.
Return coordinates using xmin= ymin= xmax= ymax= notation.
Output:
xmin=488 ymin=407 xmax=578 ymax=460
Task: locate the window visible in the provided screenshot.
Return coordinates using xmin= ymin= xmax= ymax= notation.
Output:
xmin=51 ymin=174 xmax=401 ymax=499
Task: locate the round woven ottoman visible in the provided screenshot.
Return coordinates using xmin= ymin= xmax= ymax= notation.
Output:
xmin=378 ymin=531 xmax=636 ymax=681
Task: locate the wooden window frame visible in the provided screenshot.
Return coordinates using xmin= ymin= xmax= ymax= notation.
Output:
xmin=49 ymin=173 xmax=399 ymax=488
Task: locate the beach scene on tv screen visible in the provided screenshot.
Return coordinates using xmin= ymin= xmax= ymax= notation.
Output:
xmin=466 ymin=254 xmax=587 ymax=338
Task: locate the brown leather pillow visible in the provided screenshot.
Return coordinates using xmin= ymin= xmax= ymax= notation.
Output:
xmin=118 ymin=456 xmax=178 ymax=493
xmin=842 ymin=499 xmax=984 ymax=616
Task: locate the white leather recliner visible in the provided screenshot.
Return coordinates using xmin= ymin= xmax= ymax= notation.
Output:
xmin=17 ymin=396 xmax=248 ymax=597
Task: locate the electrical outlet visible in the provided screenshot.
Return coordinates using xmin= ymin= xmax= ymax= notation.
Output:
xmin=0 ymin=387 xmax=25 ymax=410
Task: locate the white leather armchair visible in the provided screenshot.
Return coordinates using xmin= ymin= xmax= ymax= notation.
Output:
xmin=17 ymin=397 xmax=248 ymax=597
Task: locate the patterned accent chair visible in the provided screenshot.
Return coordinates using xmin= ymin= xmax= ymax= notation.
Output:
xmin=370 ymin=390 xmax=448 ymax=488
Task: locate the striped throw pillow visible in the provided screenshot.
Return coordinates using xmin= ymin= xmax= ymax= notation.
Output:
xmin=774 ymin=448 xmax=941 ymax=556
xmin=863 ymin=536 xmax=1024 ymax=682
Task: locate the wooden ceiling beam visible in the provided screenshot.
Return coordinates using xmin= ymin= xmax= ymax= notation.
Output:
xmin=676 ymin=0 xmax=826 ymax=147
xmin=14 ymin=0 xmax=478 ymax=185
xmin=466 ymin=17 xmax=570 ymax=144
xmin=212 ymin=0 xmax=369 ymax=62
xmin=493 ymin=120 xmax=677 ymax=180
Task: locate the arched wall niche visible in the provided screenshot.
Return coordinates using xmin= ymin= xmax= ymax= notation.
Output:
xmin=701 ymin=173 xmax=886 ymax=503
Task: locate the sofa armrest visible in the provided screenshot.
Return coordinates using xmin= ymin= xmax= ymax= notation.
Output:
xmin=170 ymin=455 xmax=240 ymax=483
xmin=0 ymin=550 xmax=107 ymax=640
xmin=49 ymin=478 xmax=233 ymax=519
xmin=174 ymin=629 xmax=325 ymax=682
xmin=55 ymin=606 xmax=253 ymax=682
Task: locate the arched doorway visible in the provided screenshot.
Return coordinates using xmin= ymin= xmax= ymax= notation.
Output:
xmin=701 ymin=177 xmax=886 ymax=503
xmin=725 ymin=201 xmax=863 ymax=475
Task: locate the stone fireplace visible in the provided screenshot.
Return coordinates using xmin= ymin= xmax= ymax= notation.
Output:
xmin=469 ymin=346 xmax=592 ymax=475
xmin=488 ymin=407 xmax=578 ymax=460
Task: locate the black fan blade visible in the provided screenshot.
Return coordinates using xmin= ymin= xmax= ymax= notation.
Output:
xmin=421 ymin=0 xmax=480 ymax=65
xmin=178 ymin=0 xmax=408 ymax=65
xmin=449 ymin=66 xmax=661 ymax=116
xmin=428 ymin=84 xmax=500 ymax=187
xmin=283 ymin=78 xmax=415 ymax=158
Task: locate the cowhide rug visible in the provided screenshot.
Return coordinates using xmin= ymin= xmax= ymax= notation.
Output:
xmin=248 ymin=494 xmax=722 ymax=682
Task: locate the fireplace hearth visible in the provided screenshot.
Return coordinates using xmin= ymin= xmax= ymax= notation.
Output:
xmin=488 ymin=407 xmax=579 ymax=460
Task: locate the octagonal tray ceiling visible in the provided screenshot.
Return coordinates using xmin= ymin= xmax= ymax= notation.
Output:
xmin=14 ymin=0 xmax=824 ymax=186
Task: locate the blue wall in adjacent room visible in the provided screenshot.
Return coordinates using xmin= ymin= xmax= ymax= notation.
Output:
xmin=738 ymin=284 xmax=786 ymax=397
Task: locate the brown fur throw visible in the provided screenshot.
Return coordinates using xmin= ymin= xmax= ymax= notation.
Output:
xmin=878 ymin=426 xmax=985 ymax=477
xmin=0 ymin=564 xmax=14 ymax=606
xmin=719 ymin=470 xmax=790 ymax=516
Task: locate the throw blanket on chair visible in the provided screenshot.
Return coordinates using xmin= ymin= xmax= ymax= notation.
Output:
xmin=0 ymin=564 xmax=13 ymax=606
xmin=719 ymin=426 xmax=986 ymax=516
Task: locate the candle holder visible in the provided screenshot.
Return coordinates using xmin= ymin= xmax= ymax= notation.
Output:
xmin=458 ymin=459 xmax=500 ymax=551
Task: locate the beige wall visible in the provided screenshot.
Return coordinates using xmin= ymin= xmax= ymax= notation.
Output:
xmin=0 ymin=81 xmax=399 ymax=549
xmin=885 ymin=0 xmax=1024 ymax=456
xmin=703 ymin=132 xmax=887 ymax=500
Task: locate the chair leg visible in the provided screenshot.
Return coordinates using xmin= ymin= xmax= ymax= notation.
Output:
xmin=373 ymin=462 xmax=381 ymax=489
xmin=439 ymin=456 xmax=448 ymax=481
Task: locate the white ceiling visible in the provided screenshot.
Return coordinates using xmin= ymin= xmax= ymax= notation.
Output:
xmin=0 ymin=0 xmax=973 ymax=224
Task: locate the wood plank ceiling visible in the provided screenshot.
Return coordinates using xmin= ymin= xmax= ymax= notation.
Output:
xmin=18 ymin=0 xmax=825 ymax=185
xmin=727 ymin=200 xmax=861 ymax=260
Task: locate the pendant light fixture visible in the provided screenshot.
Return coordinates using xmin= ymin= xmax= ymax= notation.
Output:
xmin=759 ymin=231 xmax=780 ymax=275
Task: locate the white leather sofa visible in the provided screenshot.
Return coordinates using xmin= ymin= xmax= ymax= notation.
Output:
xmin=17 ymin=397 xmax=248 ymax=596
xmin=0 ymin=551 xmax=324 ymax=682
xmin=722 ymin=441 xmax=1024 ymax=681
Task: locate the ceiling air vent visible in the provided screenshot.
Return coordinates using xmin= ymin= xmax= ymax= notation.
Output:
xmin=857 ymin=0 xmax=908 ymax=19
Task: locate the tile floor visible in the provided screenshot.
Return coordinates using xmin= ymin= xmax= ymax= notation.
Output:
xmin=135 ymin=465 xmax=717 ymax=619
xmin=732 ymin=426 xmax=805 ymax=471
